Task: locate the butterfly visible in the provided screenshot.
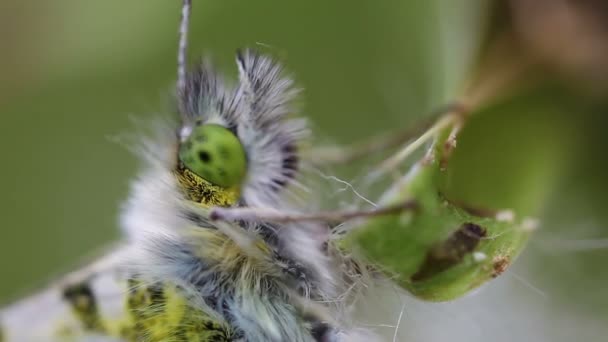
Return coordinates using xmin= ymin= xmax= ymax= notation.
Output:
xmin=0 ymin=1 xmax=381 ymax=341
xmin=0 ymin=1 xmax=532 ymax=341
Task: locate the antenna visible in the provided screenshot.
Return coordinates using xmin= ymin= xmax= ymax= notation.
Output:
xmin=177 ymin=0 xmax=192 ymax=100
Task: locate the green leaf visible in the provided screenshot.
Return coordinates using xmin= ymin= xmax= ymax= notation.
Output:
xmin=347 ymin=90 xmax=571 ymax=301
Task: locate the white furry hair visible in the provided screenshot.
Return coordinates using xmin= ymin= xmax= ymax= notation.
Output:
xmin=119 ymin=50 xmax=378 ymax=341
xmin=0 ymin=51 xmax=386 ymax=342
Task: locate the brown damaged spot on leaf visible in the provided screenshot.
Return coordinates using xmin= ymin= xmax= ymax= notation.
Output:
xmin=492 ymin=256 xmax=510 ymax=278
xmin=412 ymin=223 xmax=487 ymax=281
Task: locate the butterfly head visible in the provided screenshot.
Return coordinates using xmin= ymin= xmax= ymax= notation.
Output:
xmin=178 ymin=124 xmax=247 ymax=189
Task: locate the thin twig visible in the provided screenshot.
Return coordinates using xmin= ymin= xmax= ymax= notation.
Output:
xmin=210 ymin=200 xmax=418 ymax=224
xmin=368 ymin=109 xmax=459 ymax=181
xmin=312 ymin=102 xmax=466 ymax=165
xmin=312 ymin=121 xmax=432 ymax=165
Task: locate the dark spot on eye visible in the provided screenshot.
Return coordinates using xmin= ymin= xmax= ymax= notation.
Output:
xmin=198 ymin=150 xmax=211 ymax=163
xmin=218 ymin=146 xmax=230 ymax=160
xmin=411 ymin=223 xmax=487 ymax=282
xmin=217 ymin=168 xmax=227 ymax=178
xmin=195 ymin=134 xmax=207 ymax=143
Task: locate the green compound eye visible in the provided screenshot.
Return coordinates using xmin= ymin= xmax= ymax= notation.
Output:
xmin=179 ymin=124 xmax=247 ymax=188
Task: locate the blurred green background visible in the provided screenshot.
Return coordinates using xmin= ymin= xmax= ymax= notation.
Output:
xmin=0 ymin=1 xmax=606 ymax=341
